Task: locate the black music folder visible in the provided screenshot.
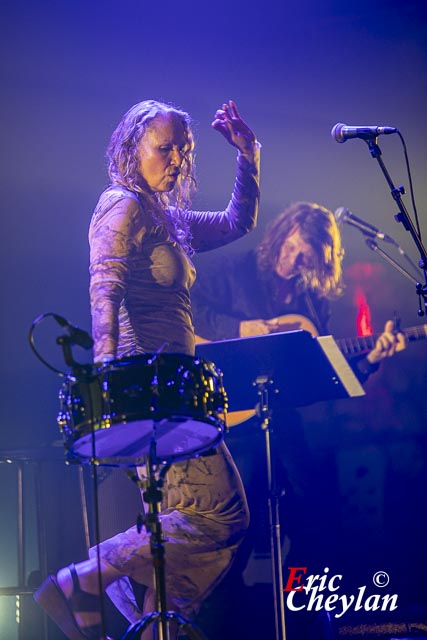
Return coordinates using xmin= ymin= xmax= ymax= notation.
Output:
xmin=196 ymin=330 xmax=365 ymax=411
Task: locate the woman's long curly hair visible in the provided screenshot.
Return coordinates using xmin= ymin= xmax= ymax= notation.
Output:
xmin=106 ymin=100 xmax=197 ymax=252
xmin=256 ymin=201 xmax=345 ymax=299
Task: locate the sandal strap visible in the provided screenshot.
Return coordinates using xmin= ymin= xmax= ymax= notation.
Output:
xmin=68 ymin=563 xmax=81 ymax=592
xmin=66 ymin=564 xmax=101 ymax=613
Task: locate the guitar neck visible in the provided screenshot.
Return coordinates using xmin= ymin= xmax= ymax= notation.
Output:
xmin=336 ymin=324 xmax=427 ymax=357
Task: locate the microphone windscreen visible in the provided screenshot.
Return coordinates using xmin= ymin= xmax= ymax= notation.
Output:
xmin=334 ymin=207 xmax=348 ymax=225
xmin=331 ymin=123 xmax=346 ymax=143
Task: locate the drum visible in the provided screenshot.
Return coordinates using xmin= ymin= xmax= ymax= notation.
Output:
xmin=58 ymin=354 xmax=227 ymax=466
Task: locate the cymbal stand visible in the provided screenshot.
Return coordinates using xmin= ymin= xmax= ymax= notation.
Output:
xmin=255 ymin=375 xmax=287 ymax=640
xmin=121 ymin=445 xmax=207 ymax=640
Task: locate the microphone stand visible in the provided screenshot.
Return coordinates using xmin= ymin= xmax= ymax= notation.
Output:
xmin=364 ymin=239 xmax=418 ymax=283
xmin=56 ymin=334 xmax=95 ymax=383
xmin=55 ymin=333 xmax=109 ymax=639
xmin=388 ymin=239 xmax=423 ymax=278
xmin=365 ymin=139 xmax=427 ymax=315
xmin=364 ymin=239 xmax=427 ymax=317
xmin=254 ymin=375 xmax=287 ymax=640
xmin=365 ymin=238 xmax=418 ymax=284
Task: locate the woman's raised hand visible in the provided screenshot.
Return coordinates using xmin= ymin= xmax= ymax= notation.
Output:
xmin=211 ymin=100 xmax=258 ymax=155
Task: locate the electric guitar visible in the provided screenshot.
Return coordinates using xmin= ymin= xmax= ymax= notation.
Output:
xmin=195 ymin=314 xmax=427 ymax=426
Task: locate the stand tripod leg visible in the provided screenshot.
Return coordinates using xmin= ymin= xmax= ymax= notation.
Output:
xmin=265 ymin=427 xmax=287 ymax=640
xmin=122 ymin=611 xmax=207 ymax=640
xmin=123 ymin=455 xmax=208 ymax=640
xmin=256 ymin=377 xmax=287 ymax=640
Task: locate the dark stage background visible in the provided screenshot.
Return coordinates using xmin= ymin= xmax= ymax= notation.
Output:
xmin=1 ymin=1 xmax=426 ymax=638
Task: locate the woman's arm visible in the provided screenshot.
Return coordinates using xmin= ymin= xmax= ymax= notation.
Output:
xmin=185 ymin=101 xmax=261 ymax=252
xmin=89 ymin=191 xmax=142 ymax=361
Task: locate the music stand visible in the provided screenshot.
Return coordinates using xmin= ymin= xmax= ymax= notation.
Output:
xmin=196 ymin=330 xmax=365 ymax=640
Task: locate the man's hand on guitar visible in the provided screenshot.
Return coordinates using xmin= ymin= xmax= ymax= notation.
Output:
xmin=238 ymin=314 xmax=319 ymax=338
xmin=366 ymin=320 xmax=406 ymax=365
xmin=239 ymin=318 xmax=280 ymax=337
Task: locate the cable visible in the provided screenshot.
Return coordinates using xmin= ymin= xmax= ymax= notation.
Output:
xmin=29 ymin=312 xmax=68 ymax=376
xmin=396 ymin=130 xmax=422 ymax=241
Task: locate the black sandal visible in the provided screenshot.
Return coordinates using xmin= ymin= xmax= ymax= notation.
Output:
xmin=34 ymin=563 xmax=105 ymax=640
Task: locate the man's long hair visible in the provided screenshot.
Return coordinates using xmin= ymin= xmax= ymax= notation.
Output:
xmin=106 ymin=100 xmax=196 ymax=251
xmin=256 ymin=201 xmax=344 ymax=299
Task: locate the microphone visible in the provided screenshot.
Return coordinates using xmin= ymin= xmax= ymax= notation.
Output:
xmin=334 ymin=207 xmax=396 ymax=244
xmin=331 ymin=123 xmax=397 ymax=143
xmin=53 ymin=314 xmax=94 ymax=350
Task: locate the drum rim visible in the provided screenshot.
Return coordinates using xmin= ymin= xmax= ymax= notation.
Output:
xmin=93 ymin=352 xmax=214 ymax=369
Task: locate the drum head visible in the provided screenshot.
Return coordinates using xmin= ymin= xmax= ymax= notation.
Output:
xmin=70 ymin=416 xmax=223 ymax=466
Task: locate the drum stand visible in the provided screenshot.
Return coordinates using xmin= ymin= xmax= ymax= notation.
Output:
xmin=54 ymin=339 xmax=217 ymax=638
xmin=121 ymin=447 xmax=207 ymax=640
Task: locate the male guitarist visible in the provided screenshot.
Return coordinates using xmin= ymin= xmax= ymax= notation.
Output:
xmin=191 ymin=201 xmax=407 ymax=638
xmin=192 ymin=200 xmax=405 ymax=380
